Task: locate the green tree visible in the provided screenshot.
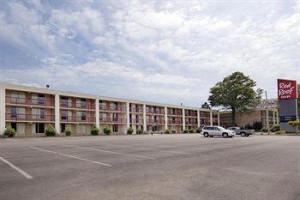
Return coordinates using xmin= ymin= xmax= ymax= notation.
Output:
xmin=201 ymin=102 xmax=211 ymax=109
xmin=208 ymin=72 xmax=262 ymax=126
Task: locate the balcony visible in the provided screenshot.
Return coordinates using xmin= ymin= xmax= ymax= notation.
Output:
xmin=130 ymin=119 xmax=144 ymax=124
xmin=99 ymin=105 xmax=126 ymax=112
xmin=168 ymin=120 xmax=183 ymax=125
xmin=146 ymin=109 xmax=165 ymax=115
xmin=186 ymin=120 xmax=198 ymax=125
xmin=6 ymin=96 xmax=55 ymax=107
xmin=185 ymin=112 xmax=197 ymax=117
xmin=60 ymin=102 xmax=95 ymax=110
xmin=60 ymin=116 xmax=96 ymax=123
xmin=146 ymin=119 xmax=165 ymax=124
xmin=130 ymin=108 xmax=143 ymax=113
xmin=6 ymin=113 xmax=55 ymax=122
xmin=168 ymin=111 xmax=182 ymax=116
xmin=100 ymin=118 xmax=127 ymax=124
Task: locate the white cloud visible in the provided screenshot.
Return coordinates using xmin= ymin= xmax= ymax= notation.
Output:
xmin=50 ymin=7 xmax=105 ymax=39
xmin=1 ymin=0 xmax=299 ymax=106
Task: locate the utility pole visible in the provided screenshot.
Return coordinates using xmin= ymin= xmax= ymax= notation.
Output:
xmin=265 ymin=91 xmax=270 ymax=135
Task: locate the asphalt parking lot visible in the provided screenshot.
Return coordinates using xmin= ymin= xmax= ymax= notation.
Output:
xmin=0 ymin=134 xmax=299 ymax=200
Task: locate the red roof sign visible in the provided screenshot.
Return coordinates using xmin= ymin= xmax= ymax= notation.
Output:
xmin=277 ymin=79 xmax=298 ymax=100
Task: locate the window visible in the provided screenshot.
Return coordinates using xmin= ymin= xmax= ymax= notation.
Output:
xmin=11 ymin=107 xmax=17 ymax=119
xmin=40 ymin=109 xmax=45 ymax=119
xmin=11 ymin=122 xmax=17 ymax=131
xmin=61 ymin=110 xmax=68 ymax=120
xmin=61 ymin=96 xmax=69 ymax=107
xmin=100 ymin=113 xmax=106 ymax=121
xmin=81 ymin=112 xmax=86 ymax=121
xmin=112 ymin=125 xmax=118 ymax=132
xmin=77 ymin=99 xmax=86 ymax=108
xmin=99 ymin=100 xmax=105 ymax=109
xmin=36 ymin=123 xmax=45 ymax=133
xmin=61 ymin=124 xmax=66 ymax=133
xmin=10 ymin=92 xmax=26 ymax=104
xmin=113 ymin=113 xmax=118 ymax=122
xmin=38 ymin=94 xmax=45 ymax=105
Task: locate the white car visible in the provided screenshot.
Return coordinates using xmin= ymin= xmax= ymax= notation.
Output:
xmin=202 ymin=126 xmax=236 ymax=138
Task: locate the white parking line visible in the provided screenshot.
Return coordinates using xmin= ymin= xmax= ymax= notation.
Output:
xmin=30 ymin=147 xmax=111 ymax=167
xmin=5 ymin=139 xmax=17 ymax=142
xmin=0 ymin=157 xmax=33 ymax=179
xmin=65 ymin=145 xmax=156 ymax=160
xmin=108 ymin=144 xmax=191 ymax=155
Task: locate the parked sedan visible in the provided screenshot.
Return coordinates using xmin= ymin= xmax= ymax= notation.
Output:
xmin=202 ymin=126 xmax=236 ymax=138
xmin=227 ymin=127 xmax=254 ymax=137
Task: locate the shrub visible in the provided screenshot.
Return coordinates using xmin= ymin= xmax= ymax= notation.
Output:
xmin=252 ymin=121 xmax=263 ymax=131
xmin=103 ymin=125 xmax=111 ymax=135
xmin=245 ymin=124 xmax=253 ymax=129
xmin=288 ymin=121 xmax=300 ymax=128
xmin=165 ymin=129 xmax=170 ymax=134
xmin=91 ymin=125 xmax=100 ymax=136
xmin=270 ymin=125 xmax=280 ymax=132
xmin=45 ymin=125 xmax=56 ymax=137
xmin=275 ymin=130 xmax=286 ymax=135
xmin=183 ymin=129 xmax=188 ymax=133
xmin=65 ymin=127 xmax=72 ymax=136
xmin=136 ymin=129 xmax=143 ymax=135
xmin=196 ymin=128 xmax=202 ymax=133
xmin=127 ymin=127 xmax=134 ymax=135
xmin=189 ymin=128 xmax=195 ymax=133
xmin=3 ymin=126 xmax=16 ymax=137
xmin=171 ymin=129 xmax=176 ymax=134
xmin=261 ymin=128 xmax=268 ymax=133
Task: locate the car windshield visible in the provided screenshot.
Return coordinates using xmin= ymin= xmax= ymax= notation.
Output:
xmin=218 ymin=127 xmax=226 ymax=131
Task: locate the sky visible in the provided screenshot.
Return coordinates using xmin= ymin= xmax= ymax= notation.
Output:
xmin=0 ymin=0 xmax=299 ymax=107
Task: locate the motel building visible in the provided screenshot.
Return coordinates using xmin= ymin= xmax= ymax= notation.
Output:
xmin=0 ymin=84 xmax=220 ymax=136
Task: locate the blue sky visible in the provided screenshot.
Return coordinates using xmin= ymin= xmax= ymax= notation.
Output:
xmin=0 ymin=0 xmax=299 ymax=107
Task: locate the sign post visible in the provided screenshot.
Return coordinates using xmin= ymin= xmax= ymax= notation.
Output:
xmin=277 ymin=79 xmax=298 ymax=132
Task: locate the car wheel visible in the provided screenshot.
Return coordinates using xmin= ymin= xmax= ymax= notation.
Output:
xmin=222 ymin=133 xmax=228 ymax=138
xmin=204 ymin=132 xmax=209 ymax=137
xmin=241 ymin=132 xmax=246 ymax=137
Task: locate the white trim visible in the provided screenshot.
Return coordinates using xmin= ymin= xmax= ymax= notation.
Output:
xmin=126 ymin=102 xmax=130 ymax=130
xmin=1 ymin=83 xmax=212 ymax=112
xmin=210 ymin=111 xmax=213 ymax=126
xmin=143 ymin=104 xmax=146 ymax=131
xmin=182 ymin=108 xmax=186 ymax=130
xmin=197 ymin=110 xmax=200 ymax=127
xmin=95 ymin=99 xmax=99 ymax=128
xmin=164 ymin=106 xmax=168 ymax=130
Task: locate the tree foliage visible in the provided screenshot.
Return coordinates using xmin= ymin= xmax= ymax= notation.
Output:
xmin=208 ymin=72 xmax=262 ymax=126
xmin=201 ymin=102 xmax=211 ymax=109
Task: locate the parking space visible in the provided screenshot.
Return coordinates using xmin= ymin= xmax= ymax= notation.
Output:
xmin=0 ymin=134 xmax=300 ymax=200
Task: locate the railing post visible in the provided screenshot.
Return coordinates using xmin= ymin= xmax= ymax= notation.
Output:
xmin=182 ymin=108 xmax=185 ymax=131
xmin=210 ymin=111 xmax=213 ymax=126
xmin=143 ymin=104 xmax=147 ymax=132
xmin=126 ymin=102 xmax=130 ymax=132
xmin=55 ymin=93 xmax=60 ymax=134
xmin=164 ymin=106 xmax=168 ymax=131
xmin=0 ymin=85 xmax=5 ymax=135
